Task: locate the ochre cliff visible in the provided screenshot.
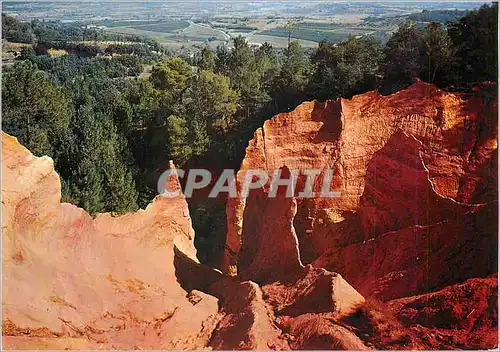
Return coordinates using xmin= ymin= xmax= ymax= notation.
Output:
xmin=2 ymin=133 xmax=220 ymax=350
xmin=224 ymin=79 xmax=497 ymax=301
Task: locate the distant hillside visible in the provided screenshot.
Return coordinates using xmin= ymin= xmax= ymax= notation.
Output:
xmin=408 ymin=9 xmax=469 ymax=23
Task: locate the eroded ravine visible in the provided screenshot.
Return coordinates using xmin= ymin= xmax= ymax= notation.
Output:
xmin=2 ymin=80 xmax=497 ymax=350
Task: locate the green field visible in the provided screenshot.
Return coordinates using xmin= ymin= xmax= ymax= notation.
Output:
xmin=260 ymin=26 xmax=373 ymax=43
xmin=214 ymin=24 xmax=257 ymax=32
xmin=226 ymin=28 xmax=255 ymax=33
xmin=98 ymin=20 xmax=162 ymax=27
xmin=129 ymin=21 xmax=190 ymax=33
xmin=298 ymin=22 xmax=342 ymax=30
xmin=98 ymin=20 xmax=190 ymax=34
xmin=104 ymin=21 xmax=228 ymax=49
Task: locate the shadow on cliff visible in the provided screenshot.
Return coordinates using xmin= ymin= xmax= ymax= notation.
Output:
xmin=311 ymin=99 xmax=343 ymax=143
xmin=173 ymin=245 xmax=223 ymax=295
xmin=454 ymin=84 xmax=498 ymax=203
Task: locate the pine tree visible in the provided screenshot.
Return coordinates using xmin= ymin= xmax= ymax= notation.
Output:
xmin=67 ymin=102 xmax=138 ymax=214
xmin=272 ymin=41 xmax=308 ymax=111
xmin=196 ymin=46 xmax=216 ymax=71
xmin=166 ymin=115 xmax=193 ymax=166
xmin=184 ymin=70 xmax=240 ymax=134
xmin=149 ymin=57 xmax=193 ymax=101
xmin=2 ymin=61 xmax=71 ymax=160
xmin=423 ymin=22 xmax=454 ymax=84
xmin=381 ymin=22 xmax=425 ymax=93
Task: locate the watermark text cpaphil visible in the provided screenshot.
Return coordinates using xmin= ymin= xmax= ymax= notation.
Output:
xmin=157 ymin=168 xmax=341 ymax=198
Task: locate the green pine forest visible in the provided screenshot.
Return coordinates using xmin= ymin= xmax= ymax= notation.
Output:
xmin=2 ymin=4 xmax=497 ymax=265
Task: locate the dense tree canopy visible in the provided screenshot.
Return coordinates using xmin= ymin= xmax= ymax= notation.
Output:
xmin=2 ymin=61 xmax=71 ymax=159
xmin=2 ymin=14 xmax=35 ymax=43
xmin=422 ymin=22 xmax=454 ymax=84
xmin=195 ymin=46 xmax=216 ymax=71
xmin=150 ymin=57 xmax=193 ymax=99
xmin=447 ymin=3 xmax=498 ymax=88
xmin=381 ymin=22 xmax=425 ymax=93
xmin=272 ymin=40 xmax=309 ymax=111
xmin=310 ymin=36 xmax=383 ymax=100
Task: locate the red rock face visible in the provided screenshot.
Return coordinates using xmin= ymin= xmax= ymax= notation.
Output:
xmin=238 ymin=167 xmax=304 ymax=284
xmin=225 ymin=80 xmax=497 ymax=301
xmin=208 ymin=280 xmax=290 ymax=350
xmin=388 ymin=276 xmax=498 ymax=349
xmin=219 ymin=81 xmax=497 ymax=349
xmin=315 ymin=130 xmax=497 ymax=300
xmin=358 ymin=130 xmax=471 ymax=239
